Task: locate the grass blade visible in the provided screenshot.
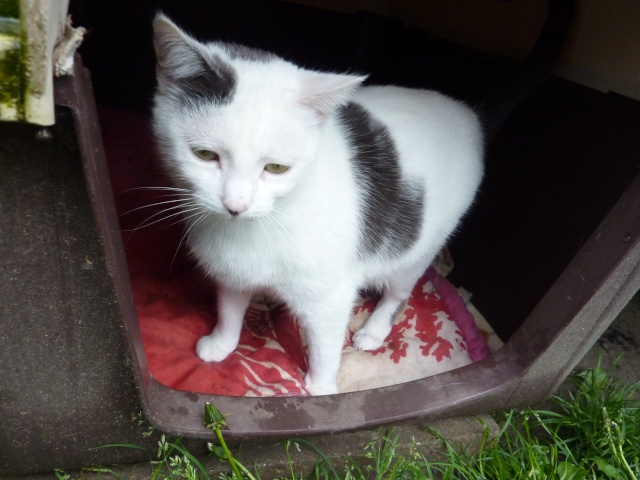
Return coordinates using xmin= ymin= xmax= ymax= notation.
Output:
xmin=93 ymin=443 xmax=149 ymax=452
xmin=82 ymin=466 xmax=126 ymax=479
xmin=292 ymin=438 xmax=342 ymax=480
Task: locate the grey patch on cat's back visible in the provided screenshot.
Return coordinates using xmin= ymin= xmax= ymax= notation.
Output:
xmin=223 ymin=43 xmax=277 ymax=63
xmin=339 ymin=102 xmax=424 ymax=258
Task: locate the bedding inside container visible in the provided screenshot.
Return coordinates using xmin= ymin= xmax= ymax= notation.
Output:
xmin=101 ymin=106 xmax=496 ymax=397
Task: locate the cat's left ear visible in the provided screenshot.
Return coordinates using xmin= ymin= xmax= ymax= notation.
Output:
xmin=298 ymin=71 xmax=367 ymax=121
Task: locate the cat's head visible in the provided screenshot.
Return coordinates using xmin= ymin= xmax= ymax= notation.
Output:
xmin=152 ymin=14 xmax=366 ymax=218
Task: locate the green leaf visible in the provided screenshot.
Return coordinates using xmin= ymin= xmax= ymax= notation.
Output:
xmin=593 ymin=457 xmax=624 ymax=480
xmin=557 ymin=461 xmax=588 ymax=480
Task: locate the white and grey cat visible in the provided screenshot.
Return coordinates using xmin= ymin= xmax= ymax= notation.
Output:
xmin=151 ymin=14 xmax=484 ymax=395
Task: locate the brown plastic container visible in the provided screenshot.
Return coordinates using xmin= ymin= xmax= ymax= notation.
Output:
xmin=55 ymin=53 xmax=640 ymax=440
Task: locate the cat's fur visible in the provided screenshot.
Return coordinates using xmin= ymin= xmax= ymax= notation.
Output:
xmin=152 ymin=14 xmax=484 ymax=395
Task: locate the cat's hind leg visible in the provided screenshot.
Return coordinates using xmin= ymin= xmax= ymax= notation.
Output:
xmin=353 ymin=261 xmax=428 ymax=351
xmin=196 ymin=286 xmax=251 ymax=362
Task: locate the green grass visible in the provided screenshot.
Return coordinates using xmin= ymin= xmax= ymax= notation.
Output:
xmin=56 ymin=356 xmax=640 ymax=479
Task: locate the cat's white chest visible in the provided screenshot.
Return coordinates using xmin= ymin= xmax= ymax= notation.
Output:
xmin=189 ymin=217 xmax=313 ymax=291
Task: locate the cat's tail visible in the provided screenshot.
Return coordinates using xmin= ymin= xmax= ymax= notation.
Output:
xmin=474 ymin=0 xmax=576 ymax=141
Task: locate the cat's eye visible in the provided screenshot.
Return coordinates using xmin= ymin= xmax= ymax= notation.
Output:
xmin=191 ymin=147 xmax=219 ymax=162
xmin=264 ymin=163 xmax=290 ymax=174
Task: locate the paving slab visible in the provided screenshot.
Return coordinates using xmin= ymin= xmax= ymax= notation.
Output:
xmin=4 ymin=415 xmax=499 ymax=479
xmin=0 ymin=113 xmax=152 ymax=476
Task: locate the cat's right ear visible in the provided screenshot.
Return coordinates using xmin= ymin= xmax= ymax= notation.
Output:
xmin=153 ymin=14 xmax=204 ymax=82
xmin=153 ymin=14 xmax=236 ymax=102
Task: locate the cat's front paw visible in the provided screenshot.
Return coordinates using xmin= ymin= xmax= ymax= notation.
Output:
xmin=196 ymin=334 xmax=235 ymax=362
xmin=304 ymin=373 xmax=339 ymax=396
xmin=352 ymin=329 xmax=386 ymax=351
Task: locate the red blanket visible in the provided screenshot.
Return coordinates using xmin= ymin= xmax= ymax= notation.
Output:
xmin=101 ymin=107 xmax=491 ymax=397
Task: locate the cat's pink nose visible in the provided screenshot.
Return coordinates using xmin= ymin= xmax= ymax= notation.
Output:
xmin=222 ymin=199 xmax=249 ymax=216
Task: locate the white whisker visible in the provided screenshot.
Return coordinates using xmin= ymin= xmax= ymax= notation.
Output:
xmin=154 ymin=206 xmax=204 ymax=230
xmin=272 ymin=205 xmax=295 ymax=220
xmin=255 ymin=216 xmax=270 ymax=244
xmin=263 ymin=215 xmax=286 ymax=244
xmin=124 ymin=204 xmax=200 ymax=233
xmin=171 ymin=210 xmax=208 ymax=270
xmin=121 ymin=197 xmax=195 ymax=216
xmin=265 ymin=213 xmax=296 ymax=246
xmin=122 ymin=186 xmax=192 ymax=193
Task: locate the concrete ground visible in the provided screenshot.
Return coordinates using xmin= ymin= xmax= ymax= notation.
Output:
xmin=11 ymin=291 xmax=639 ymax=480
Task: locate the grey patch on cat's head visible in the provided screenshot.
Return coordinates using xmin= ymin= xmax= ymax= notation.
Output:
xmin=165 ymin=43 xmax=276 ymax=105
xmin=222 ymin=43 xmax=278 ymax=63
xmin=172 ymin=53 xmax=237 ymax=105
xmin=338 ymin=102 xmax=424 ymax=259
